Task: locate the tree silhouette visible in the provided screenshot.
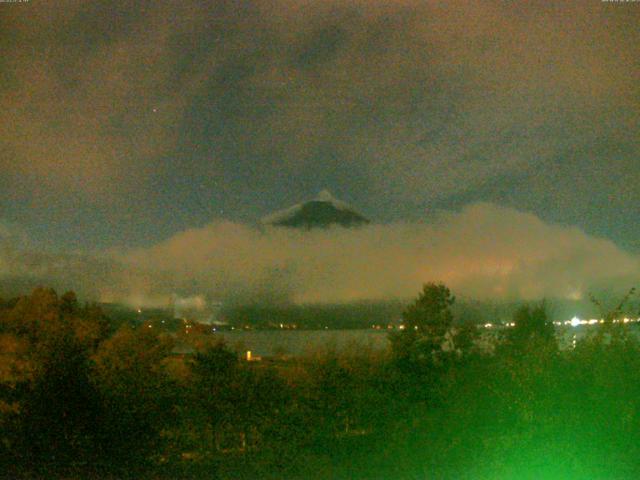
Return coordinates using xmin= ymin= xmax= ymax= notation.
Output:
xmin=390 ymin=283 xmax=456 ymax=371
xmin=502 ymin=302 xmax=556 ymax=353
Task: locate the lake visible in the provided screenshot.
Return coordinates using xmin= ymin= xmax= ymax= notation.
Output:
xmin=207 ymin=329 xmax=391 ymax=357
xmin=201 ymin=324 xmax=630 ymax=357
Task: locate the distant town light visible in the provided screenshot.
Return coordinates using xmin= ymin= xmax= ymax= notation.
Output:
xmin=570 ymin=316 xmax=581 ymax=327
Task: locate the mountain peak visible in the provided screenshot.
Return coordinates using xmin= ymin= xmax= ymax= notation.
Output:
xmin=262 ymin=191 xmax=369 ymax=229
xmin=315 ymin=189 xmax=335 ymax=202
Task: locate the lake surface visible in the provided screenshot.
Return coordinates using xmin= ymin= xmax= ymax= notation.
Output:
xmin=205 ymin=328 xmax=560 ymax=357
xmin=200 ymin=324 xmax=637 ymax=357
xmin=208 ymin=329 xmax=391 ymax=357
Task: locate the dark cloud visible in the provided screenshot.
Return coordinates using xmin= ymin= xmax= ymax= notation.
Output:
xmin=0 ymin=1 xmax=638 ymax=252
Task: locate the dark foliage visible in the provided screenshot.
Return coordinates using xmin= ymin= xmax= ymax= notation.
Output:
xmin=2 ymin=285 xmax=640 ymax=479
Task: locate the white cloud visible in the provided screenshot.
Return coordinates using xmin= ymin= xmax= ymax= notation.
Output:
xmin=2 ymin=204 xmax=637 ymax=308
xmin=118 ymin=203 xmax=639 ymax=305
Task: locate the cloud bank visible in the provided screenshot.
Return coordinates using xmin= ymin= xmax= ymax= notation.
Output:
xmin=100 ymin=203 xmax=637 ymax=306
xmin=1 ymin=203 xmax=638 ymax=307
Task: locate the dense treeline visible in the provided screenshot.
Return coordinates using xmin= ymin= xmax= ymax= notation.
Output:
xmin=1 ymin=285 xmax=640 ymax=479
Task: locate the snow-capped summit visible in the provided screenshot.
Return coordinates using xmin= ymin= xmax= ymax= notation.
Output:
xmin=314 ymin=189 xmax=341 ymax=204
xmin=262 ymin=190 xmax=370 ymax=229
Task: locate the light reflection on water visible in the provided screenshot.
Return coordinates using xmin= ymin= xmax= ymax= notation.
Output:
xmin=206 ymin=324 xmax=639 ymax=357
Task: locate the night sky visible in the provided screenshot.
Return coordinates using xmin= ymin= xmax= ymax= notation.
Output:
xmin=1 ymin=1 xmax=639 ymax=305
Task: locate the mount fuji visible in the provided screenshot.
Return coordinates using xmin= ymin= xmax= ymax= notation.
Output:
xmin=261 ymin=190 xmax=370 ymax=229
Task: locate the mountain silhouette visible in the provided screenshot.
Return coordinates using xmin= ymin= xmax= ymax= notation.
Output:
xmin=262 ymin=190 xmax=370 ymax=229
